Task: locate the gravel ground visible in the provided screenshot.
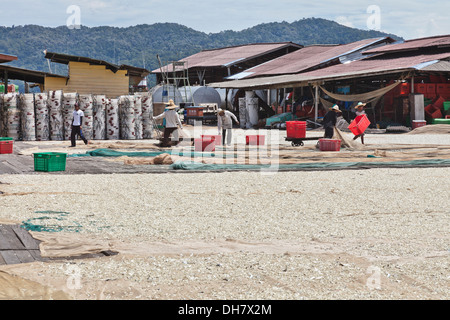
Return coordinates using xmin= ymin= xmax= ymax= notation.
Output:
xmin=0 ymin=167 xmax=449 ymax=300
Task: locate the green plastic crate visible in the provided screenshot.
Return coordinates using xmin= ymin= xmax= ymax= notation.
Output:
xmin=0 ymin=137 xmax=13 ymax=141
xmin=444 ymin=101 xmax=450 ymax=111
xmin=33 ymin=153 xmax=67 ymax=172
xmin=431 ymin=118 xmax=450 ymax=125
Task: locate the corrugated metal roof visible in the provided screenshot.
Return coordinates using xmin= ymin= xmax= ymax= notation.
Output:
xmin=364 ymin=34 xmax=450 ymax=55
xmin=228 ymin=37 xmax=394 ymax=79
xmin=0 ymin=53 xmax=18 ymax=64
xmin=152 ymin=42 xmax=303 ymax=73
xmin=210 ymin=52 xmax=450 ymax=90
xmin=44 ymin=51 xmax=150 ymax=76
xmin=0 ymin=64 xmax=67 ymax=84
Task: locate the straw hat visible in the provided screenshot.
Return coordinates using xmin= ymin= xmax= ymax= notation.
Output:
xmin=331 ymin=104 xmax=342 ymax=112
xmin=355 ymin=102 xmax=366 ymax=109
xmin=165 ymin=99 xmax=178 ymax=110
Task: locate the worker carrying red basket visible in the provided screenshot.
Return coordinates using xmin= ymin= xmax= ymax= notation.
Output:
xmin=322 ymin=104 xmax=342 ymax=139
xmin=352 ymin=102 xmax=367 ymax=144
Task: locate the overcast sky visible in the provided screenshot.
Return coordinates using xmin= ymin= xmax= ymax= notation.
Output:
xmin=3 ymin=0 xmax=449 ymax=40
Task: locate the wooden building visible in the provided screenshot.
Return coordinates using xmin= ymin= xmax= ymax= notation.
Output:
xmin=44 ymin=51 xmax=150 ymax=98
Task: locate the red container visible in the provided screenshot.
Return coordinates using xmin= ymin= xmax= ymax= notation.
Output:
xmin=201 ymin=135 xmax=222 ymax=146
xmin=414 ymin=83 xmax=427 ymax=94
xmin=286 ymin=121 xmax=307 ymax=139
xmin=426 ymin=84 xmax=436 ymax=93
xmin=436 ymin=83 xmax=447 ymax=94
xmin=348 ymin=114 xmax=371 ymax=136
xmin=319 ymin=139 xmax=341 ymax=151
xmin=0 ymin=140 xmax=13 ymax=154
xmin=412 ymin=120 xmax=426 ymax=129
xmin=399 ymin=83 xmax=410 ymax=95
xmin=246 ymin=135 xmax=265 ymax=146
xmin=187 ymin=107 xmax=203 ymax=117
xmin=430 ymin=109 xmax=442 ymax=119
xmin=194 ymin=138 xmax=215 ymax=152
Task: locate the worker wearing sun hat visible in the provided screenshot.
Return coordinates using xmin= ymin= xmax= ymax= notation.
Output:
xmin=322 ymin=104 xmax=342 ymax=139
xmin=355 ymin=102 xmax=367 ymax=116
xmin=353 ymin=102 xmax=367 ymax=144
xmin=153 ymin=99 xmax=183 ymax=147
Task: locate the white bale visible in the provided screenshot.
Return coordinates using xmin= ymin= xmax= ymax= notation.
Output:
xmin=3 ymin=93 xmax=20 ymax=140
xmin=133 ymin=95 xmax=143 ymax=140
xmin=93 ymin=95 xmax=107 ymax=140
xmin=118 ymin=95 xmax=136 ymax=140
xmin=79 ymin=94 xmax=94 ymax=141
xmin=106 ymin=99 xmax=120 ymax=140
xmin=19 ymin=93 xmax=36 ymax=141
xmin=62 ymin=92 xmax=79 ymax=140
xmin=35 ymin=93 xmax=49 ymax=141
xmin=48 ymin=90 xmax=64 ymax=141
xmin=141 ymin=92 xmax=153 ymax=139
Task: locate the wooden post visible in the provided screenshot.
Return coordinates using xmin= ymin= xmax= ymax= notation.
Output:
xmin=314 ymin=84 xmax=319 ymax=125
xmin=3 ymin=70 xmax=8 ymax=93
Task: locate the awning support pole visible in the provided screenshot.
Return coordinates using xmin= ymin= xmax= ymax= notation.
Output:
xmin=314 ymin=84 xmax=319 ymax=126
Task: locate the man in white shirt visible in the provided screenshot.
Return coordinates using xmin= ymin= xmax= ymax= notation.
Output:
xmin=70 ymin=104 xmax=88 ymax=147
xmin=218 ymin=109 xmax=239 ymax=145
xmin=153 ymin=99 xmax=183 ymax=147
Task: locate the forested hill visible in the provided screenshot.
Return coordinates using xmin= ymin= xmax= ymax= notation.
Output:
xmin=0 ymin=18 xmax=402 ymax=79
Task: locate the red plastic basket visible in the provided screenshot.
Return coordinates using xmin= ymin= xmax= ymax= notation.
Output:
xmin=348 ymin=115 xmax=370 ymax=136
xmin=319 ymin=139 xmax=341 ymax=151
xmin=201 ymin=135 xmax=222 ymax=146
xmin=0 ymin=140 xmax=13 ymax=154
xmin=194 ymin=138 xmax=215 ymax=152
xmin=246 ymin=135 xmax=265 ymax=145
xmin=412 ymin=120 xmax=426 ymax=129
xmin=286 ymin=121 xmax=307 ymax=139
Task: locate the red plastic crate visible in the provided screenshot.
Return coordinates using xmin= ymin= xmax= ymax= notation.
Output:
xmin=187 ymin=108 xmax=203 ymax=117
xmin=286 ymin=121 xmax=307 ymax=139
xmin=426 ymin=84 xmax=436 ymax=93
xmin=436 ymin=83 xmax=447 ymax=94
xmin=399 ymin=83 xmax=410 ymax=95
xmin=412 ymin=120 xmax=426 ymax=129
xmin=201 ymin=135 xmax=222 ymax=146
xmin=0 ymin=140 xmax=13 ymax=154
xmin=319 ymin=139 xmax=341 ymax=151
xmin=414 ymin=83 xmax=427 ymax=94
xmin=348 ymin=115 xmax=371 ymax=136
xmin=194 ymin=138 xmax=215 ymax=152
xmin=246 ymin=135 xmax=265 ymax=146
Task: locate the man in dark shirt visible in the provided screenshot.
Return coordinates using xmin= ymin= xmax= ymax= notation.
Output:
xmin=322 ymin=105 xmax=342 ymax=139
